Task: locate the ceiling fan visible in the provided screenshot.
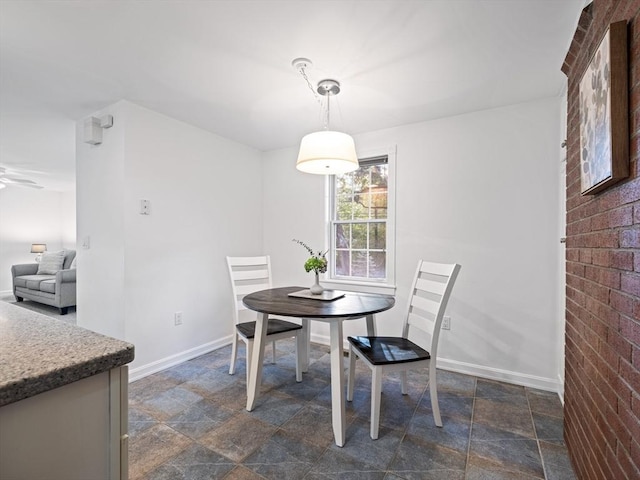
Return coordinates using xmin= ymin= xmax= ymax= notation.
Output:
xmin=0 ymin=166 xmax=43 ymax=189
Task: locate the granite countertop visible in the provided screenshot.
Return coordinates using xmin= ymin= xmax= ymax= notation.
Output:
xmin=0 ymin=302 xmax=135 ymax=407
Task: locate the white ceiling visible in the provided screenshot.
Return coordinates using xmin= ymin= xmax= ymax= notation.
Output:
xmin=0 ymin=0 xmax=584 ymax=191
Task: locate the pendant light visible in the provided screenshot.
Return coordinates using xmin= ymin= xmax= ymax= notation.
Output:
xmin=293 ymin=60 xmax=359 ymax=175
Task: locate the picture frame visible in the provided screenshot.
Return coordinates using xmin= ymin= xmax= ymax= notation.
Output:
xmin=579 ymin=20 xmax=628 ymax=195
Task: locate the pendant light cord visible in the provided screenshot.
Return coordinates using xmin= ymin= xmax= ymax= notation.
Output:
xmin=324 ymin=94 xmax=330 ymax=131
xmin=293 ymin=59 xmax=340 ymax=133
xmin=297 ymin=64 xmax=322 ymax=106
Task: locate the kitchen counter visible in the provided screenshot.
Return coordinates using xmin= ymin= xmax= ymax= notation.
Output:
xmin=0 ymin=301 xmax=134 ymax=406
xmin=0 ymin=301 xmax=135 ymax=479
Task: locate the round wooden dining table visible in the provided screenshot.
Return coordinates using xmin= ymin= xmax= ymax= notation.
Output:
xmin=243 ymin=286 xmax=395 ymax=447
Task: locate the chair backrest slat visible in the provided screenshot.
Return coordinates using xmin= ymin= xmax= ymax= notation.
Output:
xmin=235 ymin=283 xmax=268 ymax=297
xmin=232 ymin=269 xmax=269 ymax=281
xmin=419 ymin=260 xmax=457 ymax=277
xmin=410 ymin=294 xmax=441 ymax=318
xmin=403 ymin=260 xmax=461 ymax=358
xmin=415 ymin=277 xmax=447 ymax=296
xmin=229 ymin=256 xmax=270 ymax=266
xmin=408 ymin=311 xmax=435 ymax=332
xmin=227 ymin=255 xmax=273 ymax=325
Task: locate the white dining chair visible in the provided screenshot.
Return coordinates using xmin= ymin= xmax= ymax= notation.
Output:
xmin=347 ymin=260 xmax=461 ymax=439
xmin=226 ymin=255 xmax=303 ymax=383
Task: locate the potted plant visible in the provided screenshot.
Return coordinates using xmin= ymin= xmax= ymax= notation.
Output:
xmin=293 ymin=239 xmax=328 ymax=294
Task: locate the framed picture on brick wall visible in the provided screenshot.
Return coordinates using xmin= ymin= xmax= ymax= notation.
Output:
xmin=579 ymin=20 xmax=628 ymax=195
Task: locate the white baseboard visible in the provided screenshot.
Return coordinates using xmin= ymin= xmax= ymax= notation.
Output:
xmin=310 ymin=332 xmax=560 ymax=393
xmin=129 ymin=335 xmax=233 ymax=382
xmin=0 ymin=290 xmax=14 ymax=298
xmin=436 ymin=357 xmax=561 ymax=392
xmin=129 ymin=334 xmax=563 ymax=396
xmin=310 ymin=332 xmax=330 ymax=347
xmin=557 ymin=373 xmax=565 ymax=405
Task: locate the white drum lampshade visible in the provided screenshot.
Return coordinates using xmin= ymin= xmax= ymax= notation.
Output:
xmin=296 ymin=130 xmax=359 ymax=175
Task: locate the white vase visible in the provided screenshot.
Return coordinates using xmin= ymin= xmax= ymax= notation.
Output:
xmin=310 ymin=272 xmax=324 ymax=295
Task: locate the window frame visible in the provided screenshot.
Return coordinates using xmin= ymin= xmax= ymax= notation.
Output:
xmin=324 ymin=146 xmax=396 ymax=294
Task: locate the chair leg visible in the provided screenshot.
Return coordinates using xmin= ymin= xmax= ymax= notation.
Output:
xmin=295 ymin=333 xmax=303 ymax=382
xmin=229 ymin=333 xmax=239 ymax=375
xmin=301 ymin=319 xmax=310 ymax=372
xmin=370 ymin=367 xmax=383 ymax=440
xmin=347 ymin=346 xmax=356 ymax=402
xmin=400 ymin=371 xmax=408 ymax=395
xmin=246 ymin=339 xmax=253 ymax=385
xmin=271 ymin=340 xmax=276 ymax=364
xmin=430 ymin=361 xmax=442 ymax=427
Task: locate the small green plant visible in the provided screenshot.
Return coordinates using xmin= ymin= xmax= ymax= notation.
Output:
xmin=293 ymin=239 xmax=328 ymax=274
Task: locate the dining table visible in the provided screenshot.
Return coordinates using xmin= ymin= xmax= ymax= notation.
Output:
xmin=242 ymin=286 xmax=395 ymax=447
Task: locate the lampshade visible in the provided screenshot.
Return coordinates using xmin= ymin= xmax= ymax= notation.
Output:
xmin=296 ymin=131 xmax=359 ymax=175
xmin=30 ymin=243 xmax=47 ymax=253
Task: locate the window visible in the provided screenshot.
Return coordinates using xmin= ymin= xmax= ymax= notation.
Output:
xmin=329 ymin=152 xmax=395 ymax=285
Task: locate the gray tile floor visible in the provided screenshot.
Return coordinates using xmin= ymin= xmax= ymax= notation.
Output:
xmin=128 ymin=341 xmax=576 ymax=479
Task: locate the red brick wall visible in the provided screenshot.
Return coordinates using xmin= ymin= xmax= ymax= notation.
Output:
xmin=562 ymin=1 xmax=640 ymax=479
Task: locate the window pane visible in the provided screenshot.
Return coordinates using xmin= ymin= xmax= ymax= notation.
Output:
xmin=369 ymin=195 xmax=387 ymax=219
xmin=370 ymin=165 xmax=388 ymax=187
xmin=334 ymin=250 xmax=350 ymax=276
xmin=336 ymin=175 xmax=354 ymax=195
xmin=352 ymin=224 xmax=367 ymax=249
xmin=351 ymin=170 xmax=370 ymax=193
xmin=369 ymin=193 xmax=387 ymax=219
xmin=369 ymin=223 xmax=386 ymax=249
xmin=352 ymin=251 xmax=368 ymax=277
xmin=335 ymin=224 xmax=350 ymax=248
xmin=352 ymin=193 xmax=370 ymax=219
xmin=369 ymin=252 xmax=386 ymax=278
xmin=336 ymin=195 xmax=355 ymax=220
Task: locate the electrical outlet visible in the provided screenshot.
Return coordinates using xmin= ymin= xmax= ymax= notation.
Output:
xmin=442 ymin=316 xmax=451 ymax=330
xmin=140 ymin=199 xmax=151 ymax=215
xmin=174 ymin=311 xmax=183 ymax=326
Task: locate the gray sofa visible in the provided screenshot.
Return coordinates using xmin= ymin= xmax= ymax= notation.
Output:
xmin=11 ymin=250 xmax=76 ymax=315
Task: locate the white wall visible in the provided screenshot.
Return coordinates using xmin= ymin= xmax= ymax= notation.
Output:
xmin=76 ymin=101 xmax=263 ymax=377
xmin=76 ymin=101 xmax=126 ymax=340
xmin=557 ymin=92 xmax=568 ymax=398
xmin=263 ymin=97 xmax=562 ymax=390
xmin=75 ymin=96 xmax=563 ymax=390
xmin=0 ymin=188 xmax=76 ymax=294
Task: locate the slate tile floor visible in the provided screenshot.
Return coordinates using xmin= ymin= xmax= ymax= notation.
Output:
xmin=128 ymin=342 xmax=576 ymax=479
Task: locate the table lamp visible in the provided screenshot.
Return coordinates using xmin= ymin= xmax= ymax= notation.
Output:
xmin=31 ymin=243 xmax=47 ymax=262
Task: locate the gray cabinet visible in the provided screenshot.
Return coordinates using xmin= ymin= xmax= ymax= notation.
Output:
xmin=0 ymin=366 xmax=129 ymax=480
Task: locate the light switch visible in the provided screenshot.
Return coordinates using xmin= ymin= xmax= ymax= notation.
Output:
xmin=82 ymin=236 xmax=90 ymax=249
